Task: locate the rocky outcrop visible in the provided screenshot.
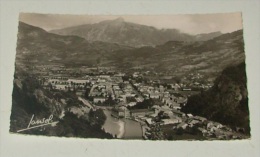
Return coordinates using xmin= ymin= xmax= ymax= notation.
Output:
xmin=182 ymin=62 xmax=250 ymax=133
xmin=10 ymin=77 xmax=64 ymax=132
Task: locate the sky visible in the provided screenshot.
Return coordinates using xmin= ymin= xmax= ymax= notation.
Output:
xmin=19 ymin=12 xmax=243 ymax=35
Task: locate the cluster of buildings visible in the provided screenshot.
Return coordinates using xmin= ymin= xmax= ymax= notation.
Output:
xmin=132 ymin=82 xmax=188 ymax=110
xmin=38 ymin=67 xmax=145 ymax=106
xmin=141 ymin=109 xmax=245 ymax=140
xmin=30 ymin=64 xmax=245 ymax=140
xmin=109 ymin=96 xmax=244 ymax=140
xmin=181 ymin=72 xmax=214 ymax=91
xmin=112 ymin=81 xmax=143 ymax=105
xmin=111 ymin=106 xmax=155 ymax=119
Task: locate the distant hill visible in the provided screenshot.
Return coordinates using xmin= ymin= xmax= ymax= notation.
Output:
xmin=106 ymin=29 xmax=245 ymax=78
xmin=181 ymin=62 xmax=250 ymax=133
xmin=194 ymin=31 xmax=222 ymax=41
xmin=50 ymin=17 xmax=222 ymax=47
xmin=16 ymin=22 xmax=133 ymax=66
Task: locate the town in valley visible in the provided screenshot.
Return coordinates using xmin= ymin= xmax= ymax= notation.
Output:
xmin=10 ymin=13 xmax=250 ymax=140
xmin=16 ymin=62 xmax=247 ymax=140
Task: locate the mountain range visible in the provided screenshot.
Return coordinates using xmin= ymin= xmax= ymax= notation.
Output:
xmin=16 ymin=21 xmax=245 ymax=79
xmin=50 ymin=17 xmax=222 ymax=47
xmin=16 ymin=21 xmax=132 ymax=66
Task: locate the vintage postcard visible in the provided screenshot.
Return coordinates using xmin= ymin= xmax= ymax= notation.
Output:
xmin=10 ymin=13 xmax=250 ymax=140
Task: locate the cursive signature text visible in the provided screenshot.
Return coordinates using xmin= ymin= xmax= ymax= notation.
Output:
xmin=27 ymin=114 xmax=53 ymax=128
xmin=17 ymin=114 xmax=57 ymax=132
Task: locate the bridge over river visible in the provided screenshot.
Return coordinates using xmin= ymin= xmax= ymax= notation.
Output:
xmin=79 ymin=97 xmax=143 ymax=139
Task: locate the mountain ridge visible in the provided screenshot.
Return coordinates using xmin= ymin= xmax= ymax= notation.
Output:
xmin=16 ymin=22 xmax=245 ymax=80
xmin=49 ymin=18 xmax=222 ymax=47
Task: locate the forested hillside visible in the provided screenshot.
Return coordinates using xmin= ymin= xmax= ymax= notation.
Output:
xmin=181 ymin=62 xmax=250 ymax=134
xmin=10 ymin=71 xmax=113 ymax=138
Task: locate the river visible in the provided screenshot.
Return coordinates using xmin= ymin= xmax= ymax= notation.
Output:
xmin=102 ymin=109 xmax=143 ymax=139
xmin=79 ymin=97 xmax=143 ymax=139
xmin=123 ymin=119 xmax=143 ymax=139
xmin=102 ymin=109 xmax=124 ymax=138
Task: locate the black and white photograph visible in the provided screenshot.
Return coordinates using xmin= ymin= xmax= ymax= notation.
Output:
xmin=9 ymin=13 xmax=250 ymax=140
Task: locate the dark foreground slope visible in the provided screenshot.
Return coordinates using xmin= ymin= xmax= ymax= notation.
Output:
xmin=181 ymin=62 xmax=250 ymax=134
xmin=10 ymin=71 xmax=113 ymax=138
